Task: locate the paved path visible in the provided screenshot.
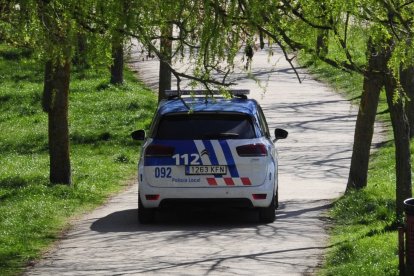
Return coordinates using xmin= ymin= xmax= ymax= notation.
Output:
xmin=26 ymin=46 xmax=366 ymax=275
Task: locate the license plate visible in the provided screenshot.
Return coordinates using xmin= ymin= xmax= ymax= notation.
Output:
xmin=186 ymin=165 xmax=227 ymax=175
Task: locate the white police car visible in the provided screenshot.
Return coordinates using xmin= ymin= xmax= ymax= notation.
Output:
xmin=131 ymin=90 xmax=288 ymax=223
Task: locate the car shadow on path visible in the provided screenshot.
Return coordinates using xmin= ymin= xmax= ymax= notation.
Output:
xmin=90 ymin=199 xmax=333 ymax=233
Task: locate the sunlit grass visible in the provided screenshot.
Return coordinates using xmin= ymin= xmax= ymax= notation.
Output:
xmin=0 ymin=46 xmax=157 ymax=275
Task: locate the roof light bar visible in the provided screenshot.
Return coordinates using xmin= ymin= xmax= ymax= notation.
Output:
xmin=165 ymin=89 xmax=250 ymax=97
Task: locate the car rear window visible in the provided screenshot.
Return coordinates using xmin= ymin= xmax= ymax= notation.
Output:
xmin=154 ymin=113 xmax=256 ymax=139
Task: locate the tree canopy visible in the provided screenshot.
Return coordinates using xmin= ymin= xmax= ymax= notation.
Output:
xmin=1 ymin=0 xmax=413 ymax=217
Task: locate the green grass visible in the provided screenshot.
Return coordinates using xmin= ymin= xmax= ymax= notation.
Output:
xmin=320 ymin=142 xmax=402 ymax=276
xmin=298 ymin=37 xmax=405 ymax=275
xmin=0 ymin=46 xmax=157 ymax=275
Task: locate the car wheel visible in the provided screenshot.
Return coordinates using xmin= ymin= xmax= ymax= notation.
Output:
xmin=275 ymin=189 xmax=279 ymax=210
xmin=138 ymin=194 xmax=155 ymax=224
xmin=259 ymin=196 xmax=276 ymax=223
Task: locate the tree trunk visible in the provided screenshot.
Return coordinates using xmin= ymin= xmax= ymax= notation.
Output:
xmin=158 ymin=25 xmax=173 ymax=102
xmin=346 ymin=41 xmax=387 ymax=191
xmin=43 ymin=60 xmax=71 ymax=185
xmin=110 ymin=39 xmax=124 ymax=85
xmin=400 ymin=66 xmax=414 ymax=138
xmin=316 ymin=30 xmax=329 ymax=57
xmin=384 ymin=72 xmax=412 ymax=218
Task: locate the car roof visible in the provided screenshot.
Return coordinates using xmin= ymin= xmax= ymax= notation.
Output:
xmin=157 ymin=97 xmax=260 ymax=116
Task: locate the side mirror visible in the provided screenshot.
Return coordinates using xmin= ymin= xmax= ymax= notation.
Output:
xmin=131 ymin=129 xmax=146 ymax=140
xmin=274 ymin=128 xmax=288 ymax=142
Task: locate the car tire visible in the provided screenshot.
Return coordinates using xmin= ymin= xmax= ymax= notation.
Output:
xmin=138 ymin=194 xmax=155 ymax=224
xmin=275 ymin=189 xmax=279 ymax=209
xmin=259 ymin=196 xmax=276 ymax=223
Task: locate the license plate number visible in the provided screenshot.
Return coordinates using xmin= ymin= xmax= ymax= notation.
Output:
xmin=186 ymin=165 xmax=227 ymax=175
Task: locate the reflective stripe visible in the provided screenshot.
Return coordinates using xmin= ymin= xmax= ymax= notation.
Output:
xmin=206 ymin=177 xmax=251 ymax=186
xmin=211 ymin=140 xmax=226 ymax=165
xmin=241 ymin=177 xmax=252 ymax=185
xmin=207 ymin=178 xmax=217 ymax=185
xmin=224 ymin=178 xmax=235 ymax=186
xmin=219 ymin=140 xmax=239 ymax=177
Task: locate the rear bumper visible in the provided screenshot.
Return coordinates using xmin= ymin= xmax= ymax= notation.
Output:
xmin=159 ymin=198 xmax=253 ymax=209
xmin=139 ymin=180 xmax=276 ymax=208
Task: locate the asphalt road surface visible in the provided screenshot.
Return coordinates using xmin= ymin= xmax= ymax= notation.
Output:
xmin=25 ymin=46 xmax=374 ymax=275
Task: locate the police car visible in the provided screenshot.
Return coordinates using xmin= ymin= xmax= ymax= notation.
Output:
xmin=131 ymin=90 xmax=288 ymax=223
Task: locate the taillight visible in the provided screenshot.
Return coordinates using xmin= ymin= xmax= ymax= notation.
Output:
xmin=145 ymin=144 xmax=175 ymax=157
xmin=236 ymin=143 xmax=267 ymax=157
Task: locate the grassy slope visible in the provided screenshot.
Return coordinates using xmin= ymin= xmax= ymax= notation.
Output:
xmin=299 ymin=48 xmax=407 ymax=275
xmin=0 ymin=45 xmax=157 ymax=275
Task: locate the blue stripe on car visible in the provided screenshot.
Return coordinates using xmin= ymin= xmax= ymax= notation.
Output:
xmin=202 ymin=140 xmax=223 ymax=178
xmin=219 ymin=140 xmax=239 ymax=177
xmin=202 ymin=140 xmax=219 ymax=165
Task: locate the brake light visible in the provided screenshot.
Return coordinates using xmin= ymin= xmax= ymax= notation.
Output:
xmin=145 ymin=144 xmax=175 ymax=157
xmin=236 ymin=143 xmax=267 ymax=157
